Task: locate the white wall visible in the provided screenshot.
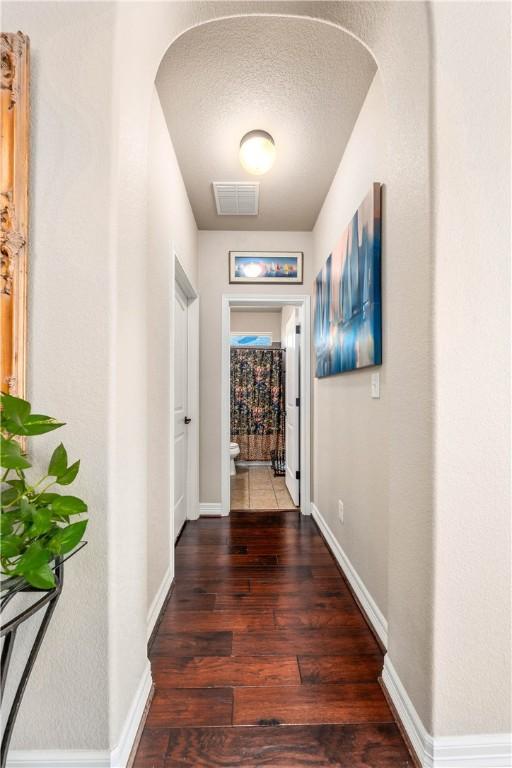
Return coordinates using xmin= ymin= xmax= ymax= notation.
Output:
xmin=230 ymin=310 xmax=282 ymax=342
xmin=198 ymin=231 xmax=313 ymax=502
xmin=2 ymin=1 xmax=115 ymax=750
xmin=146 ymin=88 xmax=198 ymax=619
xmin=431 ymin=1 xmax=511 ymax=737
xmin=312 ymin=72 xmax=389 ymax=621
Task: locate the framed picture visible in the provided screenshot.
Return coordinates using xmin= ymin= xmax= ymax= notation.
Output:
xmin=229 ymin=251 xmax=303 ymax=284
xmin=314 ymin=183 xmax=382 ymax=377
xmin=1 ymin=33 xmax=29 ymax=401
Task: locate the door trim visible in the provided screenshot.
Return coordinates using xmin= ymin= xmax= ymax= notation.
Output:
xmin=284 ymin=309 xmax=301 ymax=506
xmin=172 ymin=248 xmax=199 ymax=538
xmin=221 ymin=293 xmax=311 ymax=517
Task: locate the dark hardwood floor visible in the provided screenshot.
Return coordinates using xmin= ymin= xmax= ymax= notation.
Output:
xmin=133 ymin=511 xmax=413 ymax=767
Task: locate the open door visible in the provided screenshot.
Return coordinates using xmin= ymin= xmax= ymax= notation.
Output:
xmin=284 ymin=310 xmax=300 ymax=506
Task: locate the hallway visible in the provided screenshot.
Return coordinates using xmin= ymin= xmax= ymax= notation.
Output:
xmin=133 ymin=512 xmax=413 ymax=767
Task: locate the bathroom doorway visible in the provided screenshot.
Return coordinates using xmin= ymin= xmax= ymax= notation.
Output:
xmin=221 ymin=295 xmax=311 ymax=516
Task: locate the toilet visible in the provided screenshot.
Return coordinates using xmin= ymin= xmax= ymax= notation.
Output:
xmin=229 ymin=442 xmax=240 ymax=475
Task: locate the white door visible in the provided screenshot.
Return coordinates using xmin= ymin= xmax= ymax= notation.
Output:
xmin=174 ymin=283 xmax=189 ymax=539
xmin=285 ymin=311 xmax=300 ymax=506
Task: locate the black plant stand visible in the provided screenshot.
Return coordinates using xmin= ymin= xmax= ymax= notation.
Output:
xmin=0 ymin=558 xmax=64 ymax=768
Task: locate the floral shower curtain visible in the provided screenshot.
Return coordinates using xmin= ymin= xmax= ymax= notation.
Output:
xmin=230 ymin=348 xmax=285 ymax=462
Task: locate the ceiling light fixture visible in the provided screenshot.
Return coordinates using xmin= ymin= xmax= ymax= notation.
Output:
xmin=239 ymin=130 xmax=276 ymax=176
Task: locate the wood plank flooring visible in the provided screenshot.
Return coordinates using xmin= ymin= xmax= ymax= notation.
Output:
xmin=133 ymin=511 xmax=413 ymax=767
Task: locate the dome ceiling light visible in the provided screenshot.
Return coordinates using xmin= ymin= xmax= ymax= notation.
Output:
xmin=239 ymin=130 xmax=276 ymax=176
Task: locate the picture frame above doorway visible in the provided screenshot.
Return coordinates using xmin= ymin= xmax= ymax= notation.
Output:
xmin=229 ymin=251 xmax=303 ymax=284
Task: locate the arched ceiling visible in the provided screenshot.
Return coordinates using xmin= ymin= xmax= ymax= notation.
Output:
xmin=156 ymin=16 xmax=376 ymax=230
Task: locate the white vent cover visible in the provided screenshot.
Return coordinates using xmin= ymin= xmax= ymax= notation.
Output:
xmin=213 ymin=182 xmax=259 ymax=216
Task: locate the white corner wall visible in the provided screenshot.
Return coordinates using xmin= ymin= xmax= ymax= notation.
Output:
xmin=146 ymin=87 xmax=198 ymax=625
xmin=2 ymin=0 xmax=115 ymax=751
xmin=312 ymin=72 xmax=389 ymax=623
xmin=198 ymin=230 xmax=313 ymax=503
xmin=431 ymin=0 xmax=511 ymax=738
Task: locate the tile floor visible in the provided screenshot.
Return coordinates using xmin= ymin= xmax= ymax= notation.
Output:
xmin=230 ymin=465 xmax=297 ymax=510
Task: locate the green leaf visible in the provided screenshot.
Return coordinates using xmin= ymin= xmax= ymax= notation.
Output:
xmin=6 ymin=479 xmax=26 ymax=492
xmin=19 ymin=497 xmax=36 ymax=521
xmin=56 ymin=460 xmax=80 ymax=486
xmin=4 ymin=415 xmax=65 ymax=437
xmin=0 ymin=513 xmax=16 ymax=535
xmin=48 ymin=443 xmax=68 ymax=477
xmin=25 ymin=415 xmax=65 ymax=435
xmin=24 ymin=563 xmax=56 ymax=590
xmin=13 ymin=541 xmax=49 ymax=574
xmin=38 ymin=493 xmax=60 ymax=504
xmin=1 ymin=534 xmax=23 ymax=558
xmin=1 ymin=486 xmax=20 ymax=506
xmin=48 ymin=520 xmax=87 ymax=555
xmin=30 ymin=508 xmax=54 ymax=535
xmin=0 ymin=437 xmax=31 ymax=470
xmin=0 ymin=393 xmax=31 ymax=428
xmin=51 ymin=495 xmax=87 ymax=516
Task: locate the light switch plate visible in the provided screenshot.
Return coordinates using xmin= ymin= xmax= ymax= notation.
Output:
xmin=371 ymin=373 xmax=380 ymax=399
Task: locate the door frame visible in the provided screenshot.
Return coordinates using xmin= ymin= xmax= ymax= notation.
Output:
xmin=172 ymin=248 xmax=200 ymax=536
xmin=221 ymin=293 xmax=311 ymax=517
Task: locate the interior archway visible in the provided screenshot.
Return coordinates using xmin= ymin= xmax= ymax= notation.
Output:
xmin=127 ymin=0 xmax=434 ymax=737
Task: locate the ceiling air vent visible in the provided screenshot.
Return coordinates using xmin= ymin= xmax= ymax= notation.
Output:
xmin=213 ymin=182 xmax=259 ymax=216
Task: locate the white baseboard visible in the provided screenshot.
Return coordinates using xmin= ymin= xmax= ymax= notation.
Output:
xmin=110 ymin=661 xmax=152 ymax=768
xmin=382 ymin=654 xmax=429 ymax=765
xmin=199 ymin=502 xmax=227 ymax=516
xmin=7 ymin=666 xmax=152 ymax=768
xmin=429 ymin=733 xmax=512 ymax=767
xmin=310 ymin=502 xmax=388 ymax=648
xmin=301 ymin=499 xmax=311 ymax=515
xmin=146 ymin=566 xmax=172 ymax=641
xmin=7 ymin=753 xmax=110 ymax=768
xmin=383 ymin=656 xmax=512 ymax=767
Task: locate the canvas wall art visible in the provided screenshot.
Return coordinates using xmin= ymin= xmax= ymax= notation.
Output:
xmin=1 ymin=33 xmax=29 ymax=400
xmin=229 ymin=251 xmax=303 ymax=284
xmin=314 ymin=183 xmax=382 ymax=377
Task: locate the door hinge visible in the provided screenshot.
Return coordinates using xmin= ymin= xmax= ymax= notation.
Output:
xmin=295 ymin=397 xmax=300 ymax=407
xmin=295 ymin=324 xmax=301 ymax=334
xmin=295 ymin=470 xmax=300 ymax=480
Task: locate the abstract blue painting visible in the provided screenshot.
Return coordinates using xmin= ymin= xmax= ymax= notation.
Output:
xmin=314 ymin=183 xmax=382 ymax=377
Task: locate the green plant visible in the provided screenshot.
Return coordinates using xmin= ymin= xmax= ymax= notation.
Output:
xmin=0 ymin=392 xmax=88 ymax=590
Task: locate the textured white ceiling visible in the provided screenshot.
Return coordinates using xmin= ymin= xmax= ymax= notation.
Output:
xmin=156 ymin=17 xmax=376 ymax=231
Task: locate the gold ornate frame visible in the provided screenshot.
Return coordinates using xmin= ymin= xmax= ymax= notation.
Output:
xmin=1 ymin=31 xmax=29 ymax=399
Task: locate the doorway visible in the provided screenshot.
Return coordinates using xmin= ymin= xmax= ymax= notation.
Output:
xmin=221 ymin=294 xmax=311 ymax=516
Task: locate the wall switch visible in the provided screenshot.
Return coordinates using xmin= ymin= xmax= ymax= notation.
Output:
xmin=371 ymin=372 xmax=380 ymax=399
xmin=338 ymin=499 xmax=344 ymax=523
